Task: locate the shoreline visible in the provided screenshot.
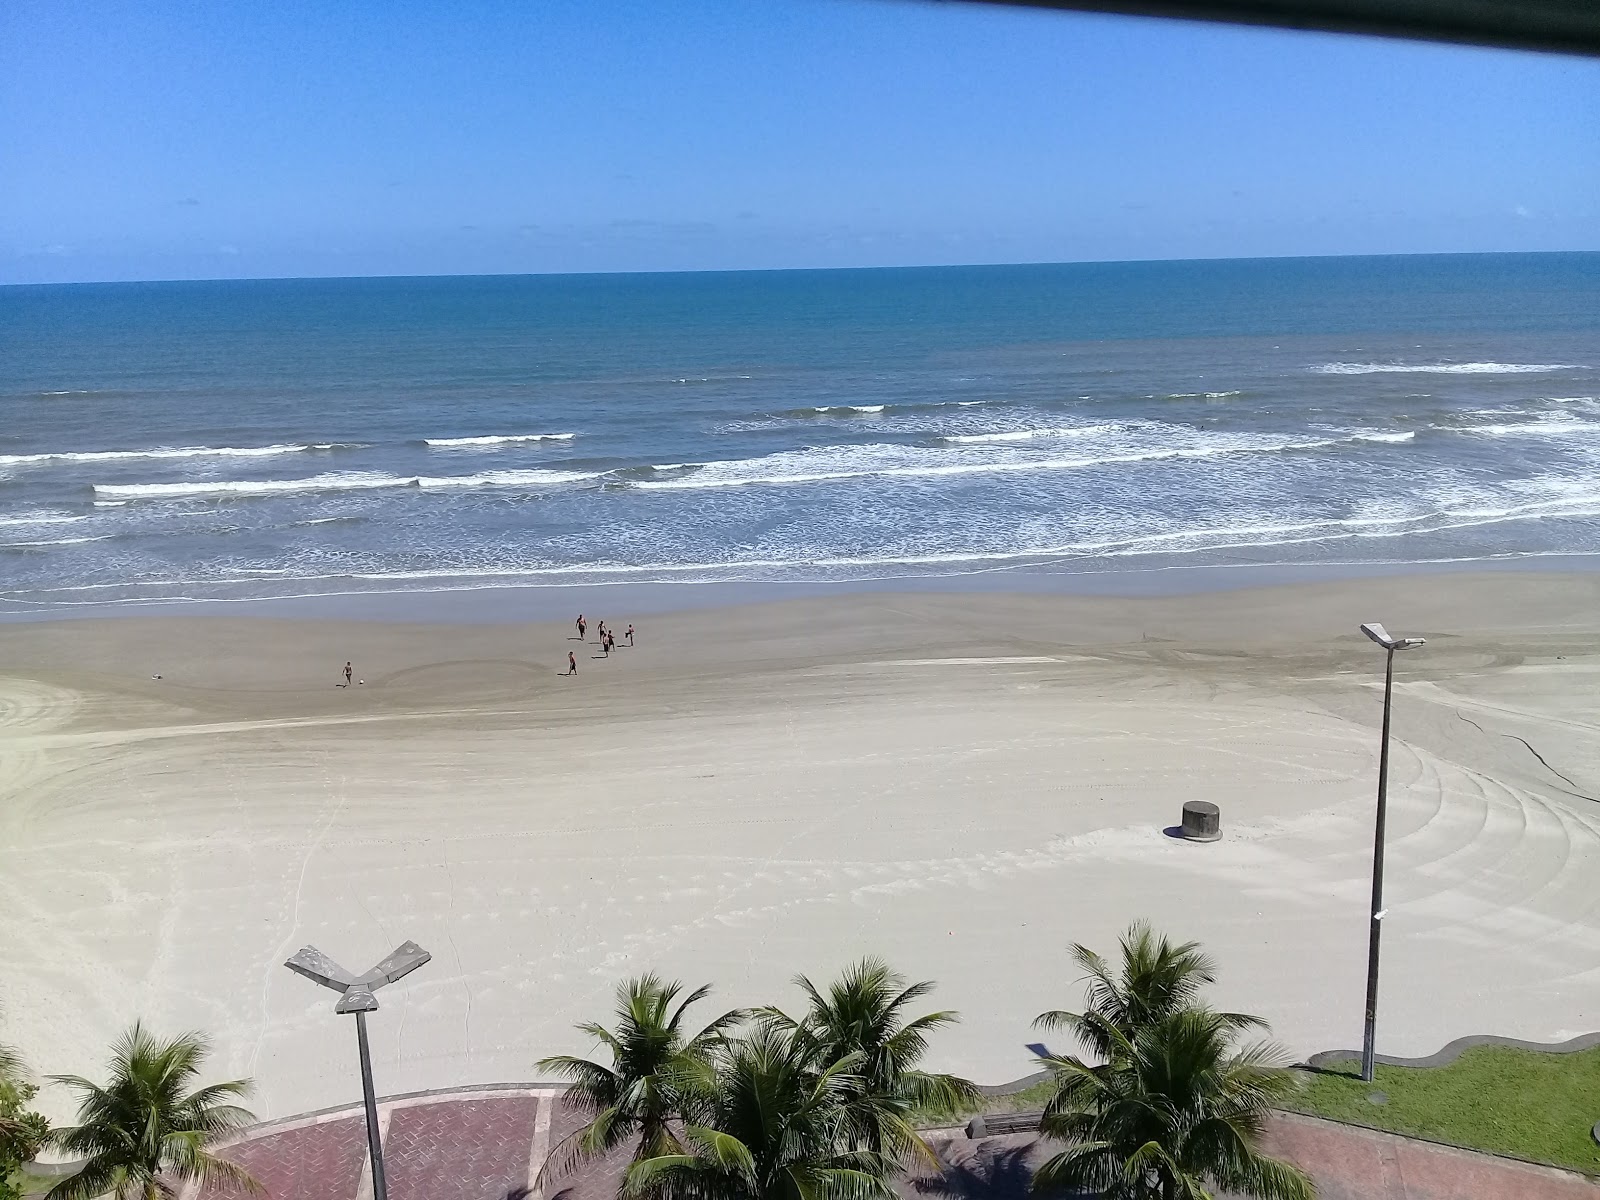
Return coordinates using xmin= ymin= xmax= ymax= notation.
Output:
xmin=3 ymin=551 xmax=1599 ymax=625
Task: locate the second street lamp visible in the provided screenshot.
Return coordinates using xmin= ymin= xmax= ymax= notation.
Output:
xmin=284 ymin=940 xmax=431 ymax=1200
xmin=1357 ymin=622 xmax=1425 ymax=1084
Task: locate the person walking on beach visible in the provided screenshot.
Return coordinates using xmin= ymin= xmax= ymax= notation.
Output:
xmin=597 ymin=620 xmax=607 ymax=645
xmin=602 ymin=631 xmax=611 ymax=656
xmin=343 ymin=661 xmax=353 ymax=686
xmin=566 ymin=651 xmax=578 ymax=676
xmin=626 ymin=623 xmax=634 ymax=646
xmin=576 ymin=614 xmax=586 ymax=641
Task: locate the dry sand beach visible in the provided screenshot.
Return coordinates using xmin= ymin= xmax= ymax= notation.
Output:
xmin=1 ymin=571 xmax=1597 ymax=1121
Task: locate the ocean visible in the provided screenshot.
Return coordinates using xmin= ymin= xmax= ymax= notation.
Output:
xmin=2 ymin=253 xmax=1598 ymax=614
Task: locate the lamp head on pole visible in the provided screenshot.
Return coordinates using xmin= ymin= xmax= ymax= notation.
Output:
xmin=336 ymin=989 xmax=381 ymax=1014
xmin=285 ymin=940 xmax=431 ymax=1014
xmin=1360 ymin=622 xmax=1426 ymax=651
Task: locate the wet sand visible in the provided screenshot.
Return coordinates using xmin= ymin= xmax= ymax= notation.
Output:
xmin=1 ymin=572 xmax=1597 ymax=1120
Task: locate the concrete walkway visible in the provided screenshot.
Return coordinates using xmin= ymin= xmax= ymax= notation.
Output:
xmin=171 ymin=1084 xmax=1600 ymax=1200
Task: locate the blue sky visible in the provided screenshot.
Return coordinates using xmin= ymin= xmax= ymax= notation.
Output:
xmin=2 ymin=0 xmax=1596 ymax=283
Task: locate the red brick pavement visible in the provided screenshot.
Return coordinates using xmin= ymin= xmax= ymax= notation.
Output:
xmin=183 ymin=1089 xmax=1600 ymax=1200
xmin=1253 ymin=1112 xmax=1600 ymax=1200
xmin=200 ymin=1115 xmax=367 ymax=1200
xmin=387 ymin=1097 xmax=539 ymax=1200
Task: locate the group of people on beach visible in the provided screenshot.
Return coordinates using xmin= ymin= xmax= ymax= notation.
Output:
xmin=565 ymin=613 xmax=634 ymax=675
xmin=333 ymin=616 xmax=633 ymax=688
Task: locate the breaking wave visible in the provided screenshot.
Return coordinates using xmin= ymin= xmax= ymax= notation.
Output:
xmin=0 ymin=443 xmax=315 ymax=467
xmin=941 ymin=424 xmax=1123 ymax=444
xmin=0 ymin=535 xmax=115 ymax=548
xmin=0 ymin=512 xmax=88 ymax=527
xmin=91 ymin=467 xmax=601 ymax=501
xmin=1312 ymin=362 xmax=1585 ymax=375
xmin=636 ymin=430 xmax=1415 ymax=491
xmin=422 ymin=433 xmax=576 ymax=447
xmin=1454 ymin=416 xmax=1600 ymax=439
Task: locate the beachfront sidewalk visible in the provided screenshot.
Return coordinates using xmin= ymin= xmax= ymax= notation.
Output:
xmin=170 ymin=1083 xmax=1600 ymax=1200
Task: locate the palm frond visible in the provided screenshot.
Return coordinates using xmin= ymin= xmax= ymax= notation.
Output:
xmin=621 ymin=1152 xmax=709 ymax=1197
xmin=1030 ymin=1140 xmax=1120 ymax=1194
xmin=681 ymin=1125 xmax=757 ymax=1176
xmin=668 ymin=983 xmax=715 ymax=1032
xmin=897 ymin=1069 xmax=979 ymax=1112
xmin=788 ymin=1164 xmax=897 ymax=1200
xmin=0 ymin=1041 xmax=27 ymax=1089
xmin=42 ymin=1156 xmax=125 ymax=1200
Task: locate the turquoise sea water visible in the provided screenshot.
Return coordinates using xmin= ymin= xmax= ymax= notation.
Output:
xmin=1 ymin=254 xmax=1598 ymax=612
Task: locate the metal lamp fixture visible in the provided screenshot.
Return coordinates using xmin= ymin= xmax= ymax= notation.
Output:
xmin=285 ymin=941 xmax=431 ymax=1200
xmin=1356 ymin=623 xmax=1425 ymax=1083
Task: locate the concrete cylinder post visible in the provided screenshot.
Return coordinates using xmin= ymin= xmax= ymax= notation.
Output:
xmin=1181 ymin=800 xmax=1222 ymax=841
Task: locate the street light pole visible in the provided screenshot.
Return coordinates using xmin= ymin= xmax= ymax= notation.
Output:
xmin=284 ymin=941 xmax=431 ymax=1200
xmin=1357 ymin=623 xmax=1424 ymax=1084
xmin=353 ymin=1010 xmax=387 ymax=1200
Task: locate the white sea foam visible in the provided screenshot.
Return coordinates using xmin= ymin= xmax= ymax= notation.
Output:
xmin=744 ymin=481 xmax=1600 ymax=568
xmin=63 ymin=476 xmax=1591 ymax=597
xmin=634 ymin=429 xmax=1414 ymax=491
xmin=417 ymin=468 xmax=601 ymax=489
xmin=0 ymin=512 xmax=88 ymax=527
xmin=94 ymin=472 xmax=414 ymax=500
xmin=1454 ymin=415 xmax=1600 ymax=438
xmin=1312 ymin=362 xmax=1585 ymax=375
xmin=809 ymin=405 xmax=886 ymax=415
xmin=0 ymin=535 xmax=114 ymax=547
xmin=0 ymin=443 xmax=312 ymax=467
xmin=93 ymin=466 xmax=600 ymax=500
xmin=423 ymin=433 xmax=576 ymax=447
xmin=941 ymin=423 xmax=1122 ymax=444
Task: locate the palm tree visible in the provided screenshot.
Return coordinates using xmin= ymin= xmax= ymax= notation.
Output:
xmin=764 ymin=959 xmax=977 ymax=1154
xmin=0 ymin=1042 xmax=23 ymax=1098
xmin=538 ymin=975 xmax=744 ymax=1180
xmin=1035 ymin=922 xmax=1263 ymax=1064
xmin=1032 ymin=1005 xmax=1313 ymax=1199
xmin=0 ymin=1005 xmax=32 ymax=1111
xmin=45 ymin=1023 xmax=259 ymax=1200
xmin=2 ymin=1038 xmax=49 ymax=1176
xmin=623 ymin=1024 xmax=896 ymax=1200
xmin=0 ymin=1041 xmax=26 ymax=1137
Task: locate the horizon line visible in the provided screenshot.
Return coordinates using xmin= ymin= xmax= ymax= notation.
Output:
xmin=5 ymin=247 xmax=1597 ymax=290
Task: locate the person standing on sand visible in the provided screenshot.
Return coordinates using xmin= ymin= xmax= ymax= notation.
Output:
xmin=626 ymin=624 xmax=634 ymax=646
xmin=576 ymin=614 xmax=586 ymax=640
xmin=344 ymin=661 xmax=353 ymax=686
xmin=566 ymin=651 xmax=577 ymax=676
xmin=602 ymin=632 xmax=611 ymax=656
xmin=597 ymin=620 xmax=607 ymax=644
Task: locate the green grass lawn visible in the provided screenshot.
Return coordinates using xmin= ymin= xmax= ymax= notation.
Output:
xmin=912 ymin=1077 xmax=1056 ymax=1128
xmin=5 ymin=1165 xmax=57 ymax=1198
xmin=1288 ymin=1045 xmax=1600 ymax=1175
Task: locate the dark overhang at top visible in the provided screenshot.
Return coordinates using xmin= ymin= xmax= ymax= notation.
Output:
xmin=944 ymin=0 xmax=1600 ymax=56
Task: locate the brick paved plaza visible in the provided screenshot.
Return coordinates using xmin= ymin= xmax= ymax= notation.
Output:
xmin=170 ymin=1084 xmax=1600 ymax=1200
